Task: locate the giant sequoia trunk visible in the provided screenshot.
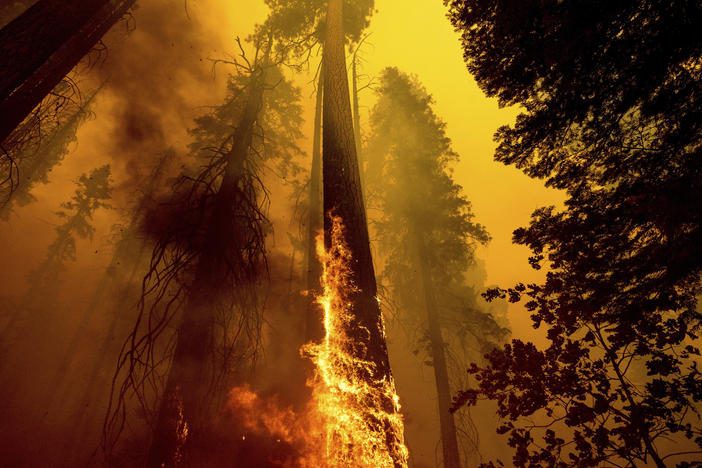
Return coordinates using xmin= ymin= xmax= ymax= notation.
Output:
xmin=322 ymin=0 xmax=401 ymax=458
xmin=304 ymin=69 xmax=324 ymax=343
xmin=0 ymin=0 xmax=135 ymax=143
xmin=414 ymin=233 xmax=462 ymax=468
xmin=147 ymin=81 xmax=265 ymax=468
xmin=322 ymin=0 xmax=390 ymax=375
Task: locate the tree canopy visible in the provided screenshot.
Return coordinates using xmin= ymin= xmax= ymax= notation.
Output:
xmin=447 ymin=1 xmax=702 ymax=466
xmin=260 ymin=0 xmax=374 ymax=60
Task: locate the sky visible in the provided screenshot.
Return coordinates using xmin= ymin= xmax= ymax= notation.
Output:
xmin=361 ymin=0 xmax=564 ymax=336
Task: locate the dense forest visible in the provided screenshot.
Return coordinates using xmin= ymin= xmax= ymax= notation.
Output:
xmin=0 ymin=1 xmax=699 ymax=467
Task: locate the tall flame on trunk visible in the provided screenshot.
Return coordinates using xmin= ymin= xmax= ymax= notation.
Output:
xmin=304 ymin=214 xmax=408 ymax=467
xmin=227 ymin=215 xmax=408 ymax=467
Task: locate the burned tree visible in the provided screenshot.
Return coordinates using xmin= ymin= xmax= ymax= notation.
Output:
xmin=103 ymin=42 xmax=304 ymax=467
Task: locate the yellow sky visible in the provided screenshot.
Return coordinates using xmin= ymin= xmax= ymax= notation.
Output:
xmin=362 ymin=1 xmax=564 ymax=337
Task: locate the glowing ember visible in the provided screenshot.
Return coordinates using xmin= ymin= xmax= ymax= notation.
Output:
xmin=303 ymin=214 xmax=408 ymax=467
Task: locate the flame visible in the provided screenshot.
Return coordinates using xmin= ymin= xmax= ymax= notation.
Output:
xmin=303 ymin=214 xmax=408 ymax=467
xmin=226 ymin=215 xmax=408 ymax=467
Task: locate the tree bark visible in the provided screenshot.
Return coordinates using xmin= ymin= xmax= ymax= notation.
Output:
xmin=0 ymin=0 xmax=135 ymax=143
xmin=414 ymin=233 xmax=462 ymax=468
xmin=322 ymin=0 xmax=403 ymax=464
xmin=323 ymin=0 xmax=390 ymax=380
xmin=147 ymin=81 xmax=265 ymax=468
xmin=352 ymin=54 xmax=364 ymax=181
xmin=304 ymin=68 xmax=324 ymax=343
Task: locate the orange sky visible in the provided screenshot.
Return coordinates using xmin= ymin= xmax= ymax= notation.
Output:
xmin=1 ymin=0 xmax=564 ymax=343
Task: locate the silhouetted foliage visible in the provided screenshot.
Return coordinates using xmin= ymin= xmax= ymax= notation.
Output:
xmin=0 ymin=163 xmax=111 ymax=350
xmin=103 ymin=42 xmax=304 ymax=466
xmin=447 ymin=1 xmax=702 ymax=466
xmin=27 ymin=164 xmax=112 ymax=298
xmin=261 ymin=0 xmax=374 ymax=60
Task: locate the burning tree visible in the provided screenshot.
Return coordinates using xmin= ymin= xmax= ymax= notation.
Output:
xmin=103 ymin=38 xmax=305 ymax=467
xmin=261 ymin=0 xmax=409 ymax=464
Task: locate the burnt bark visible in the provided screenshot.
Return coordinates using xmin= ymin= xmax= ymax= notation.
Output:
xmin=304 ymin=69 xmax=324 ymax=343
xmin=322 ymin=0 xmax=402 ymax=464
xmin=0 ymin=0 xmax=135 ymax=143
xmin=147 ymin=82 xmax=265 ymax=468
xmin=414 ymin=233 xmax=462 ymax=468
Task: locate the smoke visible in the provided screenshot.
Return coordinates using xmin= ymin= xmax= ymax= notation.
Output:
xmin=0 ymin=1 xmax=276 ymax=466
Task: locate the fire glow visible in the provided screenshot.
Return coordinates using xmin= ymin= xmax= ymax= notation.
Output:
xmin=228 ymin=215 xmax=408 ymax=467
xmin=304 ymin=214 xmax=408 ymax=467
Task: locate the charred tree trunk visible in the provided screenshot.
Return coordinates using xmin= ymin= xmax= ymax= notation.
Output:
xmin=323 ymin=0 xmax=389 ymax=374
xmin=304 ymin=69 xmax=324 ymax=343
xmin=414 ymin=233 xmax=462 ymax=468
xmin=147 ymin=83 xmax=265 ymax=468
xmin=322 ymin=0 xmax=402 ymax=463
xmin=0 ymin=0 xmax=135 ymax=143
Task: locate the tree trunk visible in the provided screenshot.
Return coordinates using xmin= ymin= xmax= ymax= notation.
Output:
xmin=304 ymin=68 xmax=324 ymax=343
xmin=147 ymin=82 xmax=264 ymax=468
xmin=322 ymin=0 xmax=403 ymax=464
xmin=1 ymin=82 xmax=104 ymax=218
xmin=414 ymin=233 xmax=462 ymax=468
xmin=0 ymin=0 xmax=135 ymax=143
xmin=352 ymin=55 xmax=364 ymax=182
xmin=323 ymin=0 xmax=389 ymax=375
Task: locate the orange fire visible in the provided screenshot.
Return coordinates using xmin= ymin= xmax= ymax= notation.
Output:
xmin=228 ymin=215 xmax=408 ymax=467
xmin=303 ymin=214 xmax=408 ymax=467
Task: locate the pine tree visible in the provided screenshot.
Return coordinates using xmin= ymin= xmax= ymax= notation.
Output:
xmin=366 ymin=68 xmax=507 ymax=467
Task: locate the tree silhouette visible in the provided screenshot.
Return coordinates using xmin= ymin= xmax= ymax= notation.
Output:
xmin=447 ymin=1 xmax=702 ymax=466
xmin=366 ymin=67 xmax=507 ymax=467
xmin=0 ymin=164 xmax=112 ymax=412
xmin=103 ymin=41 xmax=304 ymax=467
